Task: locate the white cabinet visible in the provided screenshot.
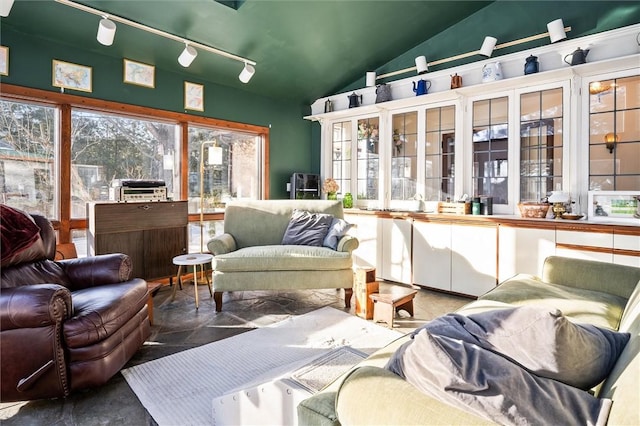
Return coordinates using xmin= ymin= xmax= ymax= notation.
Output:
xmin=555 ymin=229 xmax=614 ymax=263
xmin=498 ymin=225 xmax=556 ymax=282
xmin=451 ymin=223 xmax=498 ymax=296
xmin=379 ymin=217 xmax=412 ymax=284
xmin=613 ymin=232 xmax=640 ymax=267
xmin=413 ymin=221 xmax=451 ymax=291
xmin=344 ymin=213 xmax=379 ymax=270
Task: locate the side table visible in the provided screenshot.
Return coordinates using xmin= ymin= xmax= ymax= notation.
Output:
xmin=172 ymin=253 xmax=213 ymax=309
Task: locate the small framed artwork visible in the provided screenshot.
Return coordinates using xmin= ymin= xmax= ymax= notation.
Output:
xmin=123 ymin=59 xmax=155 ymax=88
xmin=52 ymin=59 xmax=92 ymax=92
xmin=0 ymin=46 xmax=8 ymax=76
xmin=184 ymin=81 xmax=204 ymax=111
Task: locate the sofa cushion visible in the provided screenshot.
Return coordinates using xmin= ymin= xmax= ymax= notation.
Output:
xmin=282 ymin=209 xmax=333 ymax=246
xmin=63 ymin=280 xmax=148 ymax=348
xmin=213 ymin=245 xmax=353 ymax=272
xmin=323 ymin=218 xmax=353 ymax=250
xmin=0 ymin=204 xmax=45 ymax=268
xmin=479 ymin=274 xmax=628 ymax=330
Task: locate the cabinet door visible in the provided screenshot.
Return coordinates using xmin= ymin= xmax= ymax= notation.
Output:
xmin=451 ymin=224 xmax=497 ymax=296
xmin=344 ymin=214 xmax=378 ymax=270
xmin=498 ymin=225 xmax=555 ymax=281
xmin=379 ymin=217 xmax=412 ymax=284
xmin=95 ymin=230 xmax=145 ymax=279
xmin=613 ymin=233 xmax=640 ymax=267
xmin=144 ymin=226 xmax=188 ymax=279
xmin=413 ymin=221 xmax=451 ymax=291
xmin=555 ymin=229 xmax=613 ymax=263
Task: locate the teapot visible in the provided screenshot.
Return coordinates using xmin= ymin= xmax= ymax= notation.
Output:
xmin=564 ymin=47 xmax=590 ymax=66
xmin=482 ymin=62 xmax=503 ymax=82
xmin=412 ymin=79 xmax=431 ymax=96
xmin=524 ymin=55 xmax=539 ymax=75
xmin=324 ymin=98 xmax=333 ymax=113
xmin=450 ymin=73 xmax=462 ymax=89
xmin=348 ymin=92 xmax=363 ymax=108
xmin=375 ymin=83 xmax=392 ymax=103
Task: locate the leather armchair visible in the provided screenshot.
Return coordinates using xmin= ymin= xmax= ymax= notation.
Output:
xmin=1 ymin=209 xmax=151 ymax=402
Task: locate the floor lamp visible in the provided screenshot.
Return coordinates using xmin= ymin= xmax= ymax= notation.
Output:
xmin=199 ymin=140 xmax=223 ymax=253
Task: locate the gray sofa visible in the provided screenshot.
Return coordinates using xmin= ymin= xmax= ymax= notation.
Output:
xmin=298 ymin=256 xmax=640 ymax=425
xmin=207 ymin=200 xmax=358 ymax=312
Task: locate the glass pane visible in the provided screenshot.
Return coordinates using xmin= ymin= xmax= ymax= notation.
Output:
xmin=0 ymin=100 xmax=57 ymax=217
xmin=589 ymin=112 xmax=615 ymax=144
xmin=425 ymin=108 xmax=440 ymax=129
xmin=491 ymin=97 xmax=508 ymax=123
xmin=70 ymin=109 xmax=179 ymax=218
xmin=589 ymin=80 xmax=615 ymax=113
xmin=356 ymin=117 xmax=379 ymax=201
xmin=618 ymin=142 xmax=640 ymax=174
xmin=441 ymin=106 xmax=455 ymax=130
xmin=590 ymin=145 xmax=615 ymax=175
xmin=188 ymin=125 xmax=260 ymax=213
xmin=473 ymin=100 xmax=489 ymax=126
xmin=425 ymin=132 xmax=440 ymax=155
xmin=616 ymin=75 xmax=639 ymax=110
xmin=616 ymin=175 xmax=640 ymax=191
xmin=520 ymin=92 xmax=540 ymax=121
xmin=541 ymin=88 xmax=563 ymax=119
xmin=618 ymin=109 xmax=640 ymax=142
xmin=391 ymin=112 xmax=417 ymax=201
xmin=189 ymin=220 xmax=224 ymax=254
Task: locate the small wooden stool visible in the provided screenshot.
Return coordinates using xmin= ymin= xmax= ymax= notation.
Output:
xmin=370 ymin=286 xmax=418 ymax=328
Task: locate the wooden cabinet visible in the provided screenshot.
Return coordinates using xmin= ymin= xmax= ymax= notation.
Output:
xmin=451 ymin=223 xmax=497 ymax=296
xmin=379 ymin=217 xmax=412 ymax=284
xmin=555 ymin=228 xmax=614 ymax=263
xmin=87 ymin=201 xmax=188 ymax=280
xmin=614 ymin=231 xmax=640 ymax=267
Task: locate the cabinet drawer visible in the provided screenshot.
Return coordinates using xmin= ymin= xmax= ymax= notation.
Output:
xmin=556 ymin=230 xmax=613 ymax=248
xmin=613 ymin=234 xmax=640 ymax=251
xmin=90 ymin=201 xmax=188 ymax=233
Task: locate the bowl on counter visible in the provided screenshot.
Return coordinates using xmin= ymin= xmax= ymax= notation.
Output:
xmin=561 ymin=214 xmax=584 ymax=220
xmin=518 ymin=202 xmax=550 ymax=218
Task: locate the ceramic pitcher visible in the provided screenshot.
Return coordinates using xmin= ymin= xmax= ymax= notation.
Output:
xmin=482 ymin=62 xmax=503 ymax=82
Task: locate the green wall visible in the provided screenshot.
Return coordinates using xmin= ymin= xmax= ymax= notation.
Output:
xmin=0 ymin=28 xmax=313 ymax=199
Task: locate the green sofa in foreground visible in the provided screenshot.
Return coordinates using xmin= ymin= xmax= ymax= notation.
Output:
xmin=298 ymin=256 xmax=640 ymax=425
xmin=207 ymin=200 xmax=358 ymax=312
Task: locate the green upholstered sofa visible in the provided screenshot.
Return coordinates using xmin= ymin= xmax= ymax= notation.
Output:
xmin=207 ymin=200 xmax=358 ymax=312
xmin=298 ymin=256 xmax=640 ymax=425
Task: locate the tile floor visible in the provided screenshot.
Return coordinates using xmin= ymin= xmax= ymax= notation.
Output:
xmin=0 ymin=280 xmax=472 ymax=425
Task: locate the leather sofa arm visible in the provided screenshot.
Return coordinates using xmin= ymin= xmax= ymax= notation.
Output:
xmin=337 ymin=235 xmax=359 ymax=253
xmin=59 ymin=254 xmax=133 ymax=290
xmin=207 ymin=233 xmax=237 ymax=256
xmin=0 ymin=284 xmax=72 ymax=330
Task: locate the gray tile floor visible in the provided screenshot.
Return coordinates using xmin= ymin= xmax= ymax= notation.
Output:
xmin=0 ymin=280 xmax=471 ymax=425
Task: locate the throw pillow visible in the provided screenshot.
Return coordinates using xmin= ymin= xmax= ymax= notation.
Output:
xmin=322 ymin=217 xmax=353 ymax=250
xmin=281 ymin=209 xmax=334 ymax=247
xmin=0 ymin=204 xmax=42 ymax=265
xmin=448 ymin=306 xmax=630 ymax=390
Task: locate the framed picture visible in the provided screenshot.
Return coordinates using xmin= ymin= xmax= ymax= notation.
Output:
xmin=184 ymin=81 xmax=204 ymax=111
xmin=0 ymin=46 xmax=8 ymax=76
xmin=52 ymin=60 xmax=92 ymax=92
xmin=123 ymin=59 xmax=155 ymax=88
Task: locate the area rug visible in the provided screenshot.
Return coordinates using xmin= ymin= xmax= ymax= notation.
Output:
xmin=122 ymin=306 xmax=402 ymax=425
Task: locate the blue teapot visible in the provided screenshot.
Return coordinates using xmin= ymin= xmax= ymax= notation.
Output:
xmin=412 ymin=79 xmax=431 ymax=96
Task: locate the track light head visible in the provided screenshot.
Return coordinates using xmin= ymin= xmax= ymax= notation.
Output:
xmin=547 ymin=19 xmax=567 ymax=43
xmin=0 ymin=0 xmax=15 ymax=17
xmin=178 ymin=44 xmax=198 ymax=67
xmin=479 ymin=36 xmax=497 ymax=57
xmin=239 ymin=63 xmax=255 ymax=83
xmin=97 ymin=17 xmax=116 ymax=46
xmin=415 ymin=56 xmax=428 ymax=74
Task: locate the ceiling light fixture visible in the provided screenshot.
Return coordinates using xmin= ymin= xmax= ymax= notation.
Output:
xmin=415 ymin=56 xmax=428 ymax=74
xmin=239 ymin=62 xmax=255 ymax=83
xmin=55 ymin=0 xmax=256 ymax=77
xmin=178 ymin=44 xmax=198 ymax=67
xmin=479 ymin=36 xmax=497 ymax=57
xmin=97 ymin=16 xmax=116 ymax=46
xmin=547 ymin=19 xmax=567 ymax=43
xmin=0 ymin=0 xmax=14 ymax=17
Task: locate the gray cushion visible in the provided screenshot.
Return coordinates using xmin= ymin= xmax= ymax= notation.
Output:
xmin=323 ymin=218 xmax=353 ymax=250
xmin=281 ymin=209 xmax=333 ymax=246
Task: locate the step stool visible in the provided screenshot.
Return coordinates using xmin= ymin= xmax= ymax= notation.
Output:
xmin=370 ymin=286 xmax=418 ymax=328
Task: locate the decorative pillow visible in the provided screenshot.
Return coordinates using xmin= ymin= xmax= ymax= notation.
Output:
xmin=281 ymin=209 xmax=334 ymax=246
xmin=0 ymin=204 xmax=42 ymax=265
xmin=322 ymin=217 xmax=353 ymax=250
xmin=432 ymin=306 xmax=630 ymax=390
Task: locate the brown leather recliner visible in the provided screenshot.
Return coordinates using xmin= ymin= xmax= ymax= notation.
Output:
xmin=0 ymin=207 xmax=151 ymax=402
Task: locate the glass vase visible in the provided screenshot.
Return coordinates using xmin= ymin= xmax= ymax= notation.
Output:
xmin=327 ymin=192 xmax=337 ymax=200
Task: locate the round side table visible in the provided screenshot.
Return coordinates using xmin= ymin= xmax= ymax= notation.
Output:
xmin=172 ymin=253 xmax=213 ymax=309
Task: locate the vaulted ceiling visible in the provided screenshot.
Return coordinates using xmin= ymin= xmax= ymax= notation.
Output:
xmin=2 ymin=0 xmax=494 ymax=105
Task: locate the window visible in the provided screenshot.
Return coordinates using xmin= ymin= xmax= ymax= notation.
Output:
xmin=472 ymin=97 xmax=509 ymax=204
xmin=356 ymin=117 xmax=379 ymax=200
xmin=332 ymin=120 xmax=352 ymax=197
xmin=589 ymin=75 xmax=640 ymax=190
xmin=0 ymin=99 xmax=57 ymax=217
xmin=391 ymin=112 xmax=417 ymax=200
xmin=519 ymin=88 xmax=564 ymax=202
xmin=425 ymin=105 xmax=455 ymax=201
xmin=188 ymin=125 xmax=262 ymax=213
xmin=70 ymin=109 xmax=179 ymax=218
